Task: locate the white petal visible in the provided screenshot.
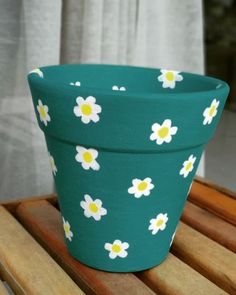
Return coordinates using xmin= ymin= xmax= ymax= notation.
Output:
xmin=149 ymin=183 xmax=154 ymax=190
xmin=114 ymin=239 xmax=122 ymax=245
xmin=132 ymin=179 xmax=140 ymax=186
xmin=122 ymin=242 xmax=129 ymax=250
xmin=76 ymin=96 xmax=85 ymax=105
xmin=134 ymin=191 xmax=142 ymax=198
xmin=75 ymin=153 xmax=82 ymax=163
xmin=128 ymin=187 xmax=135 ymax=194
xmin=150 ymin=132 xmax=157 ymax=141
xmin=90 ymin=149 xmax=98 ymax=159
xmin=104 ymin=243 xmax=112 ymax=251
xmin=86 ymin=96 xmax=96 ymax=104
xmin=163 ymin=119 xmax=171 ymax=128
xmin=93 ymin=213 xmax=101 ymax=221
xmin=91 ymin=160 xmax=100 ymax=171
xmin=109 ymin=252 xmax=117 ymax=259
xmin=93 ymin=104 xmax=102 ymax=114
xmin=170 ymin=126 xmax=178 ymax=135
xmin=81 ymin=116 xmax=90 ymax=124
xmin=74 ymin=106 xmax=82 ymax=117
xmin=94 ymin=199 xmax=102 ymax=207
xmin=164 ymin=135 xmax=172 ymax=143
xmin=80 ymin=201 xmax=87 ymax=209
xmin=118 ymin=250 xmax=128 ymax=258
xmin=90 ymin=113 xmax=100 ymax=123
xmin=155 ymin=137 xmax=164 ymax=145
xmin=157 ymin=75 xmax=164 ymax=82
xmin=151 ymin=123 xmax=160 ymax=131
xmin=175 ymin=74 xmax=183 ymax=81
xmin=144 ymin=177 xmax=151 ymax=183
xmin=84 ymin=194 xmax=92 ymax=203
xmin=143 ymin=190 xmax=150 ymax=196
xmin=100 ymin=207 xmax=107 ymax=216
xmin=120 ymin=87 xmax=126 ymax=91
xmin=112 ymin=86 xmax=118 ymax=90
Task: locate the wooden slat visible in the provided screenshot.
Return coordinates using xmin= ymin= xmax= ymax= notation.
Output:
xmin=189 ymin=181 xmax=236 ymax=226
xmin=172 ymin=222 xmax=236 ymax=294
xmin=182 ymin=201 xmax=236 ymax=252
xmin=138 ymin=253 xmax=227 ymax=295
xmin=16 ymin=200 xmax=155 ymax=295
xmin=0 ymin=194 xmax=57 ymax=214
xmin=0 ymin=281 xmax=8 ymax=295
xmin=194 ymin=176 xmax=236 ymax=200
xmin=0 ymin=206 xmax=84 ymax=295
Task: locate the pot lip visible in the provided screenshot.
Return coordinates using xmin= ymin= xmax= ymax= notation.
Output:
xmin=28 ymin=63 xmax=230 ymax=100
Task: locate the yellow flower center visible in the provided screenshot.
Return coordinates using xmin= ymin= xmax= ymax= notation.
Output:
xmin=156 ymin=219 xmax=164 ymax=227
xmin=185 ymin=162 xmax=193 ymax=171
xmin=63 ymin=223 xmax=70 ymax=235
xmin=39 ymin=106 xmax=47 ymax=119
xmin=89 ymin=202 xmax=99 ymax=213
xmin=83 ymin=152 xmax=93 ymax=163
xmin=112 ymin=244 xmax=121 ymax=253
xmin=138 ymin=181 xmax=148 ymax=191
xmin=158 ymin=127 xmax=169 ymax=139
xmin=165 ymin=71 xmax=174 ymax=81
xmin=208 ymin=105 xmax=216 ymax=117
xmin=81 ymin=104 xmax=92 ymax=116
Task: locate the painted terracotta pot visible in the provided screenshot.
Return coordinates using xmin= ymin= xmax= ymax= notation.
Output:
xmin=28 ymin=64 xmax=229 ymax=272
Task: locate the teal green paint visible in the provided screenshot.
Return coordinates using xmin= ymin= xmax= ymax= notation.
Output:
xmin=28 ymin=64 xmax=229 ymax=272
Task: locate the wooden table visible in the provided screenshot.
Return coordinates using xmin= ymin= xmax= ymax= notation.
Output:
xmin=0 ymin=178 xmax=235 ymax=295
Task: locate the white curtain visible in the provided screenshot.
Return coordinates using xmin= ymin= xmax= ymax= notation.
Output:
xmin=0 ymin=0 xmax=204 ymax=200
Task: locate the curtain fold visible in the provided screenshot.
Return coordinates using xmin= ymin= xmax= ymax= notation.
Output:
xmin=0 ymin=0 xmax=204 ymax=199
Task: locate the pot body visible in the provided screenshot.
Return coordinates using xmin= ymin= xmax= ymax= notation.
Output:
xmin=28 ymin=64 xmax=229 ymax=272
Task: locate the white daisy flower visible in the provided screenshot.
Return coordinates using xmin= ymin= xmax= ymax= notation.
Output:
xmin=104 ymin=240 xmax=129 ymax=259
xmin=128 ymin=177 xmax=154 ymax=198
xmin=180 ymin=154 xmax=196 ymax=178
xmin=73 ymin=96 xmax=102 ymax=124
xmin=203 ymin=99 xmax=220 ymax=125
xmin=150 ymin=119 xmax=178 ymax=145
xmin=36 ymin=99 xmax=51 ymax=126
xmin=75 ymin=145 xmax=100 ymax=171
xmin=157 ymin=69 xmax=183 ymax=89
xmin=70 ymin=81 xmax=81 ymax=86
xmin=148 ymin=213 xmax=168 ymax=235
xmin=170 ymin=230 xmax=176 ymax=247
xmin=48 ymin=152 xmax=57 ymax=176
xmin=29 ymin=68 xmax=43 ymax=78
xmin=112 ymin=85 xmax=126 ymax=91
xmin=80 ymin=194 xmax=107 ymax=221
xmin=62 ymin=217 xmax=73 ymax=241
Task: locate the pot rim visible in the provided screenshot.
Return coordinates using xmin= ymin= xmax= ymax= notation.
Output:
xmin=28 ymin=63 xmax=229 ymax=101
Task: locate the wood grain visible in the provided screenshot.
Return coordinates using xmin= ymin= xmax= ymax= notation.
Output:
xmin=172 ymin=221 xmax=236 ymax=294
xmin=16 ymin=200 xmax=155 ymax=295
xmin=194 ymin=176 xmax=236 ymax=200
xmin=0 ymin=281 xmax=8 ymax=295
xmin=0 ymin=206 xmax=84 ymax=295
xmin=189 ymin=181 xmax=236 ymax=226
xmin=138 ymin=253 xmax=227 ymax=295
xmin=181 ymin=201 xmax=236 ymax=252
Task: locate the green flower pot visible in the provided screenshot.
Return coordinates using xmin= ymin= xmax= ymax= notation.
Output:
xmin=28 ymin=64 xmax=229 ymax=272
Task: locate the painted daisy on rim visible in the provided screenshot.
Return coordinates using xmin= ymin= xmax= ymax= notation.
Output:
xmin=36 ymin=99 xmax=51 ymax=126
xmin=62 ymin=217 xmax=73 ymax=241
xmin=73 ymin=96 xmax=101 ymax=124
xmin=128 ymin=177 xmax=154 ymax=198
xmin=112 ymin=85 xmax=126 ymax=91
xmin=29 ymin=68 xmax=43 ymax=78
xmin=48 ymin=152 xmax=57 ymax=176
xmin=179 ymin=154 xmax=196 ymax=178
xmin=80 ymin=194 xmax=107 ymax=221
xmin=157 ymin=70 xmax=183 ymax=89
xmin=203 ymin=99 xmax=220 ymax=125
xmin=150 ymin=119 xmax=178 ymax=145
xmin=75 ymin=145 xmax=100 ymax=171
xmin=70 ymin=81 xmax=81 ymax=86
xmin=148 ymin=213 xmax=168 ymax=235
xmin=104 ymin=240 xmax=129 ymax=259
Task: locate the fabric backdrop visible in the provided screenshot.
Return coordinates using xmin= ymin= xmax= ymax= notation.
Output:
xmin=0 ymin=0 xmax=204 ymax=200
